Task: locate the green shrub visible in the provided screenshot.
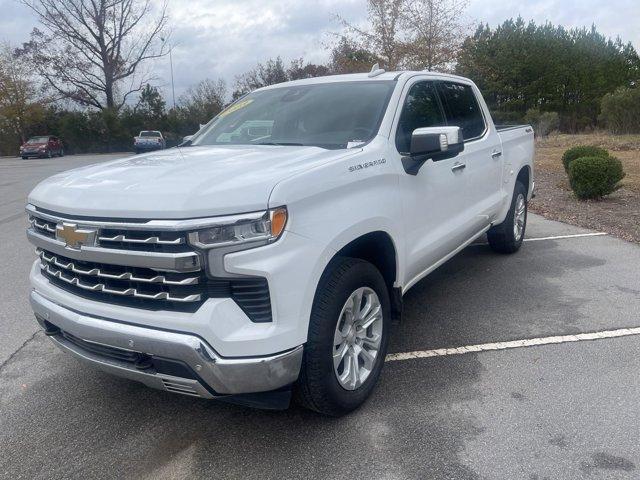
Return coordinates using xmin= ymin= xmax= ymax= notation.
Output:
xmin=568 ymin=156 xmax=625 ymax=199
xmin=599 ymin=87 xmax=640 ymax=134
xmin=561 ymin=145 xmax=608 ymax=172
xmin=524 ymin=108 xmax=559 ymax=137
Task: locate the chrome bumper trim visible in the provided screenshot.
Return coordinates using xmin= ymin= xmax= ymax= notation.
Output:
xmin=27 ymin=229 xmax=201 ymax=272
xmin=31 ymin=291 xmax=303 ymax=396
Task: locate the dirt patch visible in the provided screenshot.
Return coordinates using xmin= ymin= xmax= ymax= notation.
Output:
xmin=530 ymin=133 xmax=640 ymax=243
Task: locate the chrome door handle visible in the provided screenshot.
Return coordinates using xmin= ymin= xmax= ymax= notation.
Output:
xmin=451 ymin=162 xmax=466 ymax=172
xmin=491 ymin=151 xmax=503 ymax=158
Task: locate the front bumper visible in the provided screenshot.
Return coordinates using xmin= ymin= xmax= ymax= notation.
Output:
xmin=134 ymin=143 xmax=163 ymax=151
xmin=21 ymin=150 xmax=46 ymax=157
xmin=30 ymin=290 xmax=303 ymax=398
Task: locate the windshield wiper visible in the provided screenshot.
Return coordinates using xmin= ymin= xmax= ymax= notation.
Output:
xmin=178 ymin=139 xmax=193 ymax=147
xmin=256 ymin=142 xmax=305 ymax=146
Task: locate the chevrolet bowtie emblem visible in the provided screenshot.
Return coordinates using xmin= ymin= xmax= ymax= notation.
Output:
xmin=56 ymin=223 xmax=96 ymax=249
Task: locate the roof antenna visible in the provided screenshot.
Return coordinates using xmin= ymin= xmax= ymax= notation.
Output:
xmin=368 ymin=63 xmax=385 ymax=78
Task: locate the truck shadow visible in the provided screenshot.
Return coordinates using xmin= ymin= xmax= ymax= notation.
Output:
xmin=390 ymin=239 xmax=606 ymax=354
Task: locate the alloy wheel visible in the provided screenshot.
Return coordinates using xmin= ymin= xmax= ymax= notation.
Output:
xmin=333 ymin=287 xmax=384 ymax=391
xmin=513 ymin=193 xmax=526 ymax=241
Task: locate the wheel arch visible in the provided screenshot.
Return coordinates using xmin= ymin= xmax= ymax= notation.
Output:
xmin=334 ymin=231 xmax=397 ymax=288
xmin=516 ymin=165 xmax=532 ymax=196
xmin=324 ymin=230 xmax=402 ymax=320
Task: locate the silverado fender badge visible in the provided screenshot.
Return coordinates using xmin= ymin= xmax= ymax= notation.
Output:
xmin=348 ymin=158 xmax=386 ymax=172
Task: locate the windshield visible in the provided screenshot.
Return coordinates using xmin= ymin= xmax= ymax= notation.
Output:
xmin=140 ymin=131 xmax=161 ymax=137
xmin=27 ymin=136 xmax=49 ymax=144
xmin=191 ymin=81 xmax=396 ymax=149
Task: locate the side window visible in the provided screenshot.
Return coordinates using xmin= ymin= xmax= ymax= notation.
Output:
xmin=437 ymin=82 xmax=485 ymax=140
xmin=395 ymin=81 xmax=446 ymax=153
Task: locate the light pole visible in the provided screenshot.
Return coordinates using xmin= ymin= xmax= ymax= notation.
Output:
xmin=161 ymin=37 xmax=176 ymax=110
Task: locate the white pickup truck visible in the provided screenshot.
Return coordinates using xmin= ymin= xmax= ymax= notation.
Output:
xmin=133 ymin=130 xmax=166 ymax=153
xmin=26 ymin=70 xmax=534 ymax=416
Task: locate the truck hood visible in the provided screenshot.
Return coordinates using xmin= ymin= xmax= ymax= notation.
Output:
xmin=28 ymin=145 xmax=355 ymax=218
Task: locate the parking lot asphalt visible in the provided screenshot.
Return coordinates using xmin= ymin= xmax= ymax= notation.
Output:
xmin=1 ymin=154 xmax=639 ymax=479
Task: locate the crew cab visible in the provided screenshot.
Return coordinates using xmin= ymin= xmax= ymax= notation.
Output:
xmin=26 ymin=70 xmax=534 ymax=416
xmin=134 ymin=130 xmax=165 ymax=153
xmin=20 ymin=135 xmax=64 ymax=159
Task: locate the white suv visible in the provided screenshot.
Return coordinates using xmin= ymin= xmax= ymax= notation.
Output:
xmin=26 ymin=70 xmax=534 ymax=415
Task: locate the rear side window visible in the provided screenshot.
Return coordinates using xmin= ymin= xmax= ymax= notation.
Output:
xmin=437 ymin=82 xmax=485 ymax=140
xmin=395 ymin=81 xmax=446 ymax=153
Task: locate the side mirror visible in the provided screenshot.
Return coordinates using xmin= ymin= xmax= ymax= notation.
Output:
xmin=410 ymin=126 xmax=464 ymax=158
xmin=403 ymin=126 xmax=464 ymax=175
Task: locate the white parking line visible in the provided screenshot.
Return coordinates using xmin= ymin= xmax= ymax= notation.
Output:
xmin=473 ymin=231 xmax=607 ymax=246
xmin=385 ymin=326 xmax=640 ymax=362
xmin=524 ymin=232 xmax=608 ymax=242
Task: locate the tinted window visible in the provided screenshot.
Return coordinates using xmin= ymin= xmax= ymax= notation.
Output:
xmin=437 ymin=82 xmax=485 ymax=140
xmin=26 ymin=136 xmax=49 ymax=144
xmin=395 ymin=81 xmax=446 ymax=153
xmin=192 ymin=81 xmax=396 ymax=150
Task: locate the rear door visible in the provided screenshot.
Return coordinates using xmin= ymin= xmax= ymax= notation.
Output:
xmin=436 ymin=81 xmax=503 ymax=227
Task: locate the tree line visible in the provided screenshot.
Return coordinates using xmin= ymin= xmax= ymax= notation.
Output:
xmin=1 ymin=0 xmax=638 ymax=156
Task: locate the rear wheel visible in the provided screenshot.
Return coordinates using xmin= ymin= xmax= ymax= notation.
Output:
xmin=295 ymin=257 xmax=390 ymax=416
xmin=487 ymin=181 xmax=528 ymax=253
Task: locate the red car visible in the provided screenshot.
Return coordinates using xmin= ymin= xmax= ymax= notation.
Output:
xmin=20 ymin=136 xmax=64 ymax=159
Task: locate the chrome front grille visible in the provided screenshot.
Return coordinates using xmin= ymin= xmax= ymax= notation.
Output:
xmin=27 ymin=205 xmax=273 ymax=320
xmin=29 ymin=215 xmax=189 ymax=253
xmin=30 ymin=217 xmax=56 ymax=238
xmin=39 ymin=249 xmax=204 ymax=304
xmin=39 ymin=250 xmax=198 ymax=286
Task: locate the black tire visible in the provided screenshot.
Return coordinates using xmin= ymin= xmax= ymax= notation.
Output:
xmin=21 ymin=156 xmax=27 ymax=160
xmin=487 ymin=181 xmax=528 ymax=254
xmin=295 ymin=257 xmax=391 ymax=416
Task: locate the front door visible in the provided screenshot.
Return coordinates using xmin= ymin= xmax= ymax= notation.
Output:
xmin=392 ymin=79 xmax=477 ymax=287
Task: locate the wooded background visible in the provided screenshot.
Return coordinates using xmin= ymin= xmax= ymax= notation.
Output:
xmin=1 ymin=0 xmax=638 ymax=155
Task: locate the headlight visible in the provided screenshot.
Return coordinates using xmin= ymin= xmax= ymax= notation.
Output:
xmin=188 ymin=207 xmax=287 ymax=249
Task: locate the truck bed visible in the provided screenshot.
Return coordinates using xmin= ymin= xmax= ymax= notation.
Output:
xmin=495 ymin=124 xmax=533 ymax=132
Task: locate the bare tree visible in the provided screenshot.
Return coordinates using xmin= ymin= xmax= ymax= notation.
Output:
xmin=402 ymin=0 xmax=471 ymax=70
xmin=232 ymin=57 xmax=288 ymax=99
xmin=335 ymin=0 xmax=407 ymax=70
xmin=232 ymin=57 xmax=330 ymax=99
xmin=333 ymin=0 xmax=471 ymax=72
xmin=329 ymin=38 xmax=381 ymax=74
xmin=0 ymin=43 xmax=47 ymax=144
xmin=18 ymin=0 xmax=169 ymax=111
xmin=179 ymin=79 xmax=227 ymax=124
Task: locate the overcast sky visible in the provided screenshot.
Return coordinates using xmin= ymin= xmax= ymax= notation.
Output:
xmin=1 ymin=0 xmax=638 ymax=102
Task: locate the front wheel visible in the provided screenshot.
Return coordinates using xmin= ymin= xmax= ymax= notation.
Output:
xmin=295 ymin=257 xmax=390 ymax=416
xmin=487 ymin=181 xmax=528 ymax=253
